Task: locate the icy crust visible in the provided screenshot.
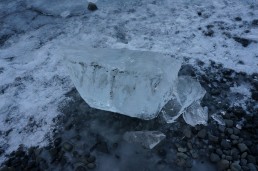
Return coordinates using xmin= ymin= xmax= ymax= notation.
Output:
xmin=63 ymin=47 xmax=181 ymax=119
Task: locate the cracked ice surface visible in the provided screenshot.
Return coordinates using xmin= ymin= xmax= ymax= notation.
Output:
xmin=123 ymin=131 xmax=166 ymax=149
xmin=63 ymin=46 xmax=181 ymax=119
xmin=162 ymin=76 xmax=208 ymax=126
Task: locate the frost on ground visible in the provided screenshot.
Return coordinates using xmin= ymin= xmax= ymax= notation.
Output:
xmin=0 ymin=0 xmax=258 ymax=164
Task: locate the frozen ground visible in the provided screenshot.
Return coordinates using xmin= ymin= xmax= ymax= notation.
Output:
xmin=0 ymin=0 xmax=258 ymax=167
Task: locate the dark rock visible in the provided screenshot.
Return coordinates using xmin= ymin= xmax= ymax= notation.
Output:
xmin=210 ymin=88 xmax=221 ymax=96
xmin=217 ymin=159 xmax=230 ymax=170
xmin=231 ymin=148 xmax=240 ymax=160
xmin=241 ymin=152 xmax=248 ymax=159
xmin=208 ymin=134 xmax=219 ymax=143
xmin=233 ymin=37 xmax=252 ymax=47
xmin=87 ymin=163 xmax=96 ymax=169
xmin=186 ymin=159 xmax=192 ymax=168
xmin=218 ymin=125 xmax=225 ymax=132
xmin=176 ymin=158 xmax=186 ymax=167
xmin=242 ymin=166 xmax=250 ymax=171
xmin=177 ymin=152 xmax=188 ymax=160
xmin=158 ymin=149 xmax=167 ymax=157
xmin=240 ymin=159 xmax=247 ymax=166
xmin=238 ymin=143 xmax=248 ymax=153
xmin=216 ymin=149 xmax=223 ymax=156
xmin=210 ymin=153 xmax=220 ymax=162
xmin=54 ymin=137 xmax=62 ymax=147
xmin=197 ymin=129 xmax=207 ymax=139
xmin=225 ymin=155 xmax=232 ymax=161
xmin=75 ymin=165 xmax=87 ymax=171
xmin=179 ymin=65 xmax=196 ymax=77
xmin=225 ymin=119 xmax=234 ymax=128
xmin=233 ymin=128 xmax=240 ymax=135
xmin=230 ymin=162 xmax=242 ymax=171
xmin=230 ymin=135 xmax=239 ymax=140
xmin=0 ymin=34 xmax=11 ymax=47
xmin=221 ymin=139 xmax=231 ymax=149
xmin=247 ymin=163 xmax=257 ymax=171
xmin=0 ymin=148 xmax=4 ymax=156
xmin=197 ymin=12 xmax=202 ymax=16
xmin=93 ymin=141 xmax=109 ymax=154
xmin=247 ymin=155 xmax=256 ymax=164
xmin=190 ymin=150 xmax=199 ymax=159
xmin=63 ymin=142 xmax=73 ymax=152
xmin=178 ymin=147 xmax=187 ymax=153
xmin=252 ymin=19 xmax=258 ymax=26
xmin=203 ymin=29 xmax=214 ymax=37
xmin=87 ymin=155 xmax=96 ymax=163
xmin=88 ymin=2 xmax=98 ymax=11
xmin=183 ymin=127 xmax=192 ymax=138
xmin=235 ymin=17 xmax=242 ymax=21
xmin=226 ymin=128 xmax=234 ymax=135
xmin=252 ymin=91 xmax=258 ymax=101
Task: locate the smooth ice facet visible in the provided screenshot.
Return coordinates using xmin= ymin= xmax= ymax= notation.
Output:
xmin=63 ymin=46 xmax=181 ymax=119
xmin=123 ymin=131 xmax=166 ymax=149
xmin=162 ymin=76 xmax=208 ymax=126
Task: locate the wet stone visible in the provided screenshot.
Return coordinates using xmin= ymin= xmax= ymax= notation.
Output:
xmin=217 ymin=159 xmax=230 ymax=170
xmin=252 ymin=19 xmax=258 ymax=26
xmin=157 ymin=149 xmax=167 ymax=157
xmin=247 ymin=163 xmax=257 ymax=171
xmin=230 ymin=162 xmax=242 ymax=171
xmin=238 ymin=143 xmax=248 ymax=153
xmin=225 ymin=119 xmax=234 ymax=128
xmin=233 ymin=37 xmax=252 ymax=47
xmin=230 ymin=135 xmax=239 ymax=140
xmin=88 ymin=2 xmax=98 ymax=11
xmin=63 ymin=142 xmax=73 ymax=152
xmin=197 ymin=129 xmax=207 ymax=139
xmin=221 ymin=139 xmax=231 ymax=149
xmin=247 ymin=155 xmax=256 ymax=164
xmin=87 ymin=155 xmax=96 ymax=163
xmin=75 ymin=165 xmax=87 ymax=171
xmin=183 ymin=127 xmax=192 ymax=138
xmin=240 ymin=159 xmax=247 ymax=166
xmin=87 ymin=163 xmax=96 ymax=169
xmin=54 ymin=137 xmax=62 ymax=147
xmin=178 ymin=147 xmax=187 ymax=153
xmin=210 ymin=153 xmax=220 ymax=163
xmin=241 ymin=152 xmax=248 ymax=159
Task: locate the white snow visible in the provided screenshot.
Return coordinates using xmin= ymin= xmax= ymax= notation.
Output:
xmin=0 ymin=0 xmax=257 ymax=164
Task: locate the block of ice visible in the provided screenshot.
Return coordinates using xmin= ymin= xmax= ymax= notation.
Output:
xmin=63 ymin=46 xmax=181 ymax=119
xmin=162 ymin=76 xmax=208 ymax=126
xmin=123 ymin=131 xmax=166 ymax=149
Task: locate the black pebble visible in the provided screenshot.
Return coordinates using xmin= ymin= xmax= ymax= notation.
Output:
xmin=88 ymin=2 xmax=98 ymax=11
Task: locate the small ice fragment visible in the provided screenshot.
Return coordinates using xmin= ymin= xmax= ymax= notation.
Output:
xmin=211 ymin=113 xmax=225 ymax=126
xmin=162 ymin=76 xmax=208 ymax=126
xmin=60 ymin=11 xmax=70 ymax=18
xmin=123 ymin=131 xmax=166 ymax=149
xmin=183 ymin=102 xmax=208 ymax=126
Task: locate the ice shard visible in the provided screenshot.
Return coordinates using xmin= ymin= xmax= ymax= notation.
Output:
xmin=63 ymin=46 xmax=181 ymax=119
xmin=123 ymin=131 xmax=166 ymax=149
xmin=162 ymin=76 xmax=208 ymax=126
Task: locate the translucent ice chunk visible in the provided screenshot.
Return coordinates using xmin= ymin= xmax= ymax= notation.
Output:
xmin=211 ymin=113 xmax=225 ymax=126
xmin=162 ymin=76 xmax=208 ymax=126
xmin=123 ymin=131 xmax=166 ymax=149
xmin=63 ymin=46 xmax=181 ymax=119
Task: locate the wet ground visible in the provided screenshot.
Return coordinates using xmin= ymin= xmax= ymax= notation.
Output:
xmin=1 ymin=62 xmax=257 ymax=171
